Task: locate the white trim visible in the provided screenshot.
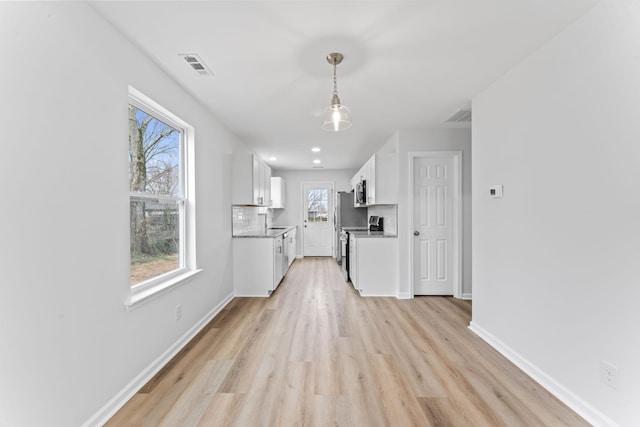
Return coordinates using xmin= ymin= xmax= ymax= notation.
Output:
xmin=461 ymin=292 xmax=472 ymax=300
xmin=359 ymin=292 xmax=398 ymax=297
xmin=469 ymin=322 xmax=619 ymax=427
xmin=126 ymin=269 xmax=203 ymax=310
xmin=233 ymin=293 xmax=272 ymax=298
xmin=408 ymin=151 xmax=463 ymax=298
xmin=83 ymin=291 xmax=234 ymax=427
xmin=397 ymin=292 xmax=413 ymax=299
xmin=128 ymin=86 xmax=189 ymax=131
xmin=127 ymin=86 xmax=198 ymax=306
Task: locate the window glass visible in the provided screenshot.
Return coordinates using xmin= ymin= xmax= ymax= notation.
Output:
xmin=306 ymin=188 xmax=329 ymax=222
xmin=128 ymin=103 xmax=185 ymax=287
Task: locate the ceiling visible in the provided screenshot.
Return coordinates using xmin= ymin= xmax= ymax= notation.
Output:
xmin=90 ymin=0 xmax=599 ymax=171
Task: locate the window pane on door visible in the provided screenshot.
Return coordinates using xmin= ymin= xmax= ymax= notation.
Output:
xmin=307 ymin=188 xmax=328 ymax=222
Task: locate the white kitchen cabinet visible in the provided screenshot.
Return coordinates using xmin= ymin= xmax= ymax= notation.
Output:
xmin=271 ymin=177 xmax=286 ymax=209
xmin=350 ymin=171 xmax=360 ymax=193
xmin=350 ymin=153 xmax=398 ymax=206
xmin=262 ymin=160 xmax=272 ymax=207
xmin=273 ymin=236 xmax=284 ymax=287
xmin=232 ymin=152 xmax=272 ymax=206
xmin=349 ymin=235 xmax=398 ymax=296
xmin=233 ymin=237 xmax=283 ymax=296
xmin=286 ymin=227 xmax=297 ymax=268
xmin=349 ymin=233 xmax=358 ymax=288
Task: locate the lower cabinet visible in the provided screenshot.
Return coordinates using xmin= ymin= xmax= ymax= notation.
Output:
xmin=233 ymin=237 xmax=283 ymax=297
xmin=349 ymin=233 xmax=358 ymax=288
xmin=287 ymin=228 xmax=297 ymax=268
xmin=349 ymin=236 xmax=398 ymax=296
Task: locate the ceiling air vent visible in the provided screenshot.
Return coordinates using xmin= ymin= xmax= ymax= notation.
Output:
xmin=179 ymin=54 xmax=214 ymax=76
xmin=444 ymin=109 xmax=472 ymax=124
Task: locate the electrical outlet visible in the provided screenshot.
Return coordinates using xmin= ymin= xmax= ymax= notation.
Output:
xmin=600 ymin=361 xmax=618 ymax=389
xmin=175 ymin=305 xmax=182 ymax=321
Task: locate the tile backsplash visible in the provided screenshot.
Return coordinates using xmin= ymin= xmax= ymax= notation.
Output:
xmin=368 ymin=205 xmax=398 ymax=234
xmin=232 ymin=205 xmax=272 ymax=235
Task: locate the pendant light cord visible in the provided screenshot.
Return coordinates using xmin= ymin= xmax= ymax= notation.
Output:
xmin=333 ymin=61 xmax=339 ymax=98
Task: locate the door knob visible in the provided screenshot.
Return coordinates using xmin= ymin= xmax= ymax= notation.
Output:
xmin=414 ymin=231 xmax=420 ymax=236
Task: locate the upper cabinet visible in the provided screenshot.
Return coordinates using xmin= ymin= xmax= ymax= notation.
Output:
xmin=233 ymin=152 xmax=272 ymax=206
xmin=271 ymin=177 xmax=286 ymax=209
xmin=352 ymin=153 xmax=398 ymax=206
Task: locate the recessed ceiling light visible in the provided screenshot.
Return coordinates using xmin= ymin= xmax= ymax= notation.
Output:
xmin=313 ymin=159 xmax=321 ymax=164
xmin=269 ymin=157 xmax=277 ymax=161
xmin=311 ymin=147 xmax=321 ymax=153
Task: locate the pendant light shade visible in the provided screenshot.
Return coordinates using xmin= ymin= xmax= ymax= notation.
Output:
xmin=322 ymin=53 xmax=352 ymax=132
xmin=322 ymin=102 xmax=352 ymax=132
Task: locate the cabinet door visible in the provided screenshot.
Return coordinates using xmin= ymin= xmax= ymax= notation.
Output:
xmin=270 ymin=177 xmax=285 ymax=209
xmin=273 ymin=237 xmax=283 ymax=289
xmin=367 ymin=156 xmax=375 ymax=205
xmin=288 ymin=231 xmax=295 ymax=266
xmin=263 ymin=163 xmax=272 ymax=206
xmin=349 ymin=234 xmax=358 ymax=288
xmin=252 ymin=155 xmax=262 ymax=205
xmin=350 ymin=173 xmax=359 ymax=193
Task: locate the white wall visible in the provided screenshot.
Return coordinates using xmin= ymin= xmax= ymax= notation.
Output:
xmin=394 ymin=129 xmax=473 ymax=298
xmin=0 ymin=3 xmax=240 ymax=426
xmin=271 ymin=169 xmax=355 ymax=257
xmin=471 ymin=1 xmax=640 ymax=425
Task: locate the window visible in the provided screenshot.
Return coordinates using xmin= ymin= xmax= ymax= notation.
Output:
xmin=306 ymin=188 xmax=329 ymax=222
xmin=127 ymin=87 xmax=197 ymax=305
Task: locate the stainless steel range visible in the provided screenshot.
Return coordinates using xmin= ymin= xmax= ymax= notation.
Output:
xmin=334 ymin=191 xmax=368 ymax=264
xmin=340 ymin=226 xmax=368 ymax=282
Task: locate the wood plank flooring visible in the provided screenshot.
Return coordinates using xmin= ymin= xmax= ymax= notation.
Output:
xmin=106 ymin=257 xmax=589 ymax=426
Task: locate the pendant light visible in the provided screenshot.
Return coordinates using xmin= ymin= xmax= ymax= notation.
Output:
xmin=321 ymin=52 xmax=352 ymax=132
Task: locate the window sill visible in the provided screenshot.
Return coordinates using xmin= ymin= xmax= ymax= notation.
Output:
xmin=126 ymin=269 xmax=203 ymax=311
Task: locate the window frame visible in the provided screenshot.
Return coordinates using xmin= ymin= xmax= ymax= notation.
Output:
xmin=126 ymin=87 xmax=200 ymax=309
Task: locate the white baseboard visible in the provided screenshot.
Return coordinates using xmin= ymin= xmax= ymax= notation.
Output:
xmin=468 ymin=321 xmax=619 ymax=427
xmin=234 ymin=293 xmax=270 ymax=298
xmin=359 ymin=292 xmax=397 ymax=297
xmin=395 ymin=292 xmax=469 ymax=300
xmin=83 ymin=291 xmax=234 ymax=427
xmin=461 ymin=292 xmax=472 ymax=300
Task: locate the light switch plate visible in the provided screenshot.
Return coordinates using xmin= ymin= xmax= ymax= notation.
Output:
xmin=489 ymin=185 xmax=503 ymax=199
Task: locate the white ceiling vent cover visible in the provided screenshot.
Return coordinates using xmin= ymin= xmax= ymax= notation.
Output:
xmin=179 ymin=54 xmax=214 ymax=76
xmin=444 ymin=109 xmax=472 ymax=123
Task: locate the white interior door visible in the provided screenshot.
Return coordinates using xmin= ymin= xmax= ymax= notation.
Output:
xmin=413 ymin=155 xmax=457 ymax=295
xmin=303 ymin=183 xmax=333 ymax=256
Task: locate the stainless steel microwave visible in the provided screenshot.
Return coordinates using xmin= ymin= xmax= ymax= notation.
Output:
xmin=355 ymin=179 xmax=366 ymax=205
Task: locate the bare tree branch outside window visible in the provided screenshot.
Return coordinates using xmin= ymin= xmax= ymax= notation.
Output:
xmin=128 ymin=105 xmax=181 ymax=285
xmin=307 ymin=189 xmax=328 ymax=222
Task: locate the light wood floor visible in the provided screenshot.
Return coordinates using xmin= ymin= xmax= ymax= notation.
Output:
xmin=107 ymin=257 xmax=589 ymax=426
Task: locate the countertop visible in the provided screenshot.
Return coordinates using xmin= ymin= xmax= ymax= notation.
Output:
xmin=348 ymin=230 xmax=397 ymax=238
xmin=341 ymin=226 xmax=370 ymax=232
xmin=233 ymin=225 xmax=296 ymax=238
